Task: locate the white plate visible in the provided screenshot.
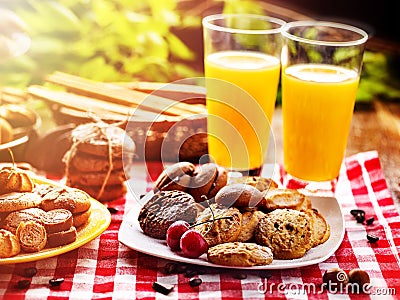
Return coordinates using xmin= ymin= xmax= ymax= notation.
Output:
xmin=118 ymin=195 xmax=345 ymax=270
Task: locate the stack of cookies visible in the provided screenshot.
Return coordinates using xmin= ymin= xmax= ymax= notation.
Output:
xmin=64 ymin=122 xmax=135 ymax=202
xmin=36 ymin=185 xmax=92 ymax=229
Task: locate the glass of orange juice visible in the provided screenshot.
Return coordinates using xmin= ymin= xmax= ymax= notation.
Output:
xmin=281 ymin=21 xmax=368 ymax=190
xmin=202 ymin=14 xmax=286 ymax=175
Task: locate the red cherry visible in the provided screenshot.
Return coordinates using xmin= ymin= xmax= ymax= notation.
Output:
xmin=180 ymin=229 xmax=208 ymax=258
xmin=166 ymin=220 xmax=190 ymax=251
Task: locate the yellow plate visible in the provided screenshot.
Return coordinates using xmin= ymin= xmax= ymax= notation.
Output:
xmin=0 ymin=177 xmax=112 ymax=265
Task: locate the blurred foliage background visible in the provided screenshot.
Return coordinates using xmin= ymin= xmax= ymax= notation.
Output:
xmin=1 ymin=0 xmax=400 ymax=103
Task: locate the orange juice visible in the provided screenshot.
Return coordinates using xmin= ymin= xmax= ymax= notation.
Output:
xmin=282 ymin=64 xmax=359 ymax=181
xmin=204 ymin=51 xmax=280 ymax=171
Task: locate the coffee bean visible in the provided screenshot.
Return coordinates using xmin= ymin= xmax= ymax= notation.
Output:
xmin=195 ymin=268 xmax=207 ymax=275
xmin=152 ymin=281 xmax=174 ymax=295
xmin=189 ymin=278 xmax=202 ymax=287
xmin=107 ymin=207 xmax=119 ymax=214
xmin=232 ymin=272 xmax=247 ymax=280
xmin=49 ymin=278 xmax=64 ymax=287
xmin=23 ymin=267 xmax=37 ymax=277
xmin=185 ymin=269 xmax=198 ymax=278
xmin=366 ymin=217 xmax=375 ymax=225
xmin=16 ymin=280 xmax=30 ymax=289
xmin=175 ymin=264 xmax=187 ymax=274
xmin=350 ymin=209 xmax=365 ymax=217
xmin=163 ymin=262 xmax=177 ymax=274
xmin=259 ymin=270 xmax=272 ymax=279
xmin=367 ymin=234 xmax=379 ymax=243
xmin=355 ymin=214 xmax=365 ymax=223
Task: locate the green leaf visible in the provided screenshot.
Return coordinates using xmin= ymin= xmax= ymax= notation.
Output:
xmin=92 ymin=0 xmax=117 ymax=27
xmin=223 ymin=0 xmax=265 ymax=15
xmin=26 ymin=0 xmax=80 ymax=33
xmin=166 ymin=33 xmax=195 ymax=60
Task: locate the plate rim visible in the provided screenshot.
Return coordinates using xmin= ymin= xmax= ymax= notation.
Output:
xmin=118 ymin=195 xmax=345 ymax=270
xmin=0 ymin=177 xmax=112 ymax=265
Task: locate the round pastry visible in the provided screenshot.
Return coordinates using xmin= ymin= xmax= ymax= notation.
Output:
xmin=255 ymin=209 xmax=314 ymax=259
xmin=153 ymin=162 xmax=228 ymax=202
xmin=2 ymin=207 xmax=46 ymax=234
xmin=189 ymin=164 xmax=227 ymax=202
xmin=189 ymin=163 xmax=228 ymax=202
xmin=71 ymin=122 xmax=135 ymax=158
xmin=43 ymin=209 xmax=73 ymax=234
xmin=16 ymin=220 xmax=47 ymax=252
xmin=40 ymin=187 xmax=91 ymax=214
xmin=46 ymin=226 xmax=77 ymax=248
xmin=138 ymin=190 xmax=198 ymax=239
xmin=215 ymin=184 xmax=265 ymax=208
xmin=207 ymin=166 xmax=228 ymax=199
xmin=0 ymin=117 xmax=13 ymax=144
xmin=0 ymin=166 xmax=35 ymax=195
xmin=194 ymin=203 xmax=242 ymax=247
xmin=229 ymin=176 xmax=278 ymax=192
xmin=207 ymin=242 xmax=273 ymax=267
xmin=188 ymin=163 xmax=218 ymax=201
xmin=153 ymin=161 xmax=195 ymax=192
xmin=72 ymin=207 xmax=91 ymax=228
xmin=0 ymin=229 xmax=20 ymax=258
xmin=0 ymin=192 xmax=42 ymax=213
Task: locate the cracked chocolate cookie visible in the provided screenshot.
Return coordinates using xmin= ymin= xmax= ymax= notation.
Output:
xmin=138 ymin=190 xmax=198 ymax=239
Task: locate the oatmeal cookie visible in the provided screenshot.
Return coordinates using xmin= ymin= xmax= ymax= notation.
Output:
xmin=207 ymin=242 xmax=273 ymax=267
xmin=237 ymin=209 xmax=265 ymax=242
xmin=255 ymin=208 xmax=313 ymax=259
xmin=194 ymin=204 xmax=242 ymax=247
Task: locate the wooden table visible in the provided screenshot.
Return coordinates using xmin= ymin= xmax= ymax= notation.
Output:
xmin=272 ymin=100 xmax=400 ymax=207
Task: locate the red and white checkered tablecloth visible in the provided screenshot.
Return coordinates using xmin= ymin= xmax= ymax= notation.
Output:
xmin=1 ymin=150 xmax=400 ymax=299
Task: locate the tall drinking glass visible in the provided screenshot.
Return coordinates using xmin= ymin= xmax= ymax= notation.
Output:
xmin=203 ymin=14 xmax=285 ymax=175
xmin=281 ymin=21 xmax=368 ymax=190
